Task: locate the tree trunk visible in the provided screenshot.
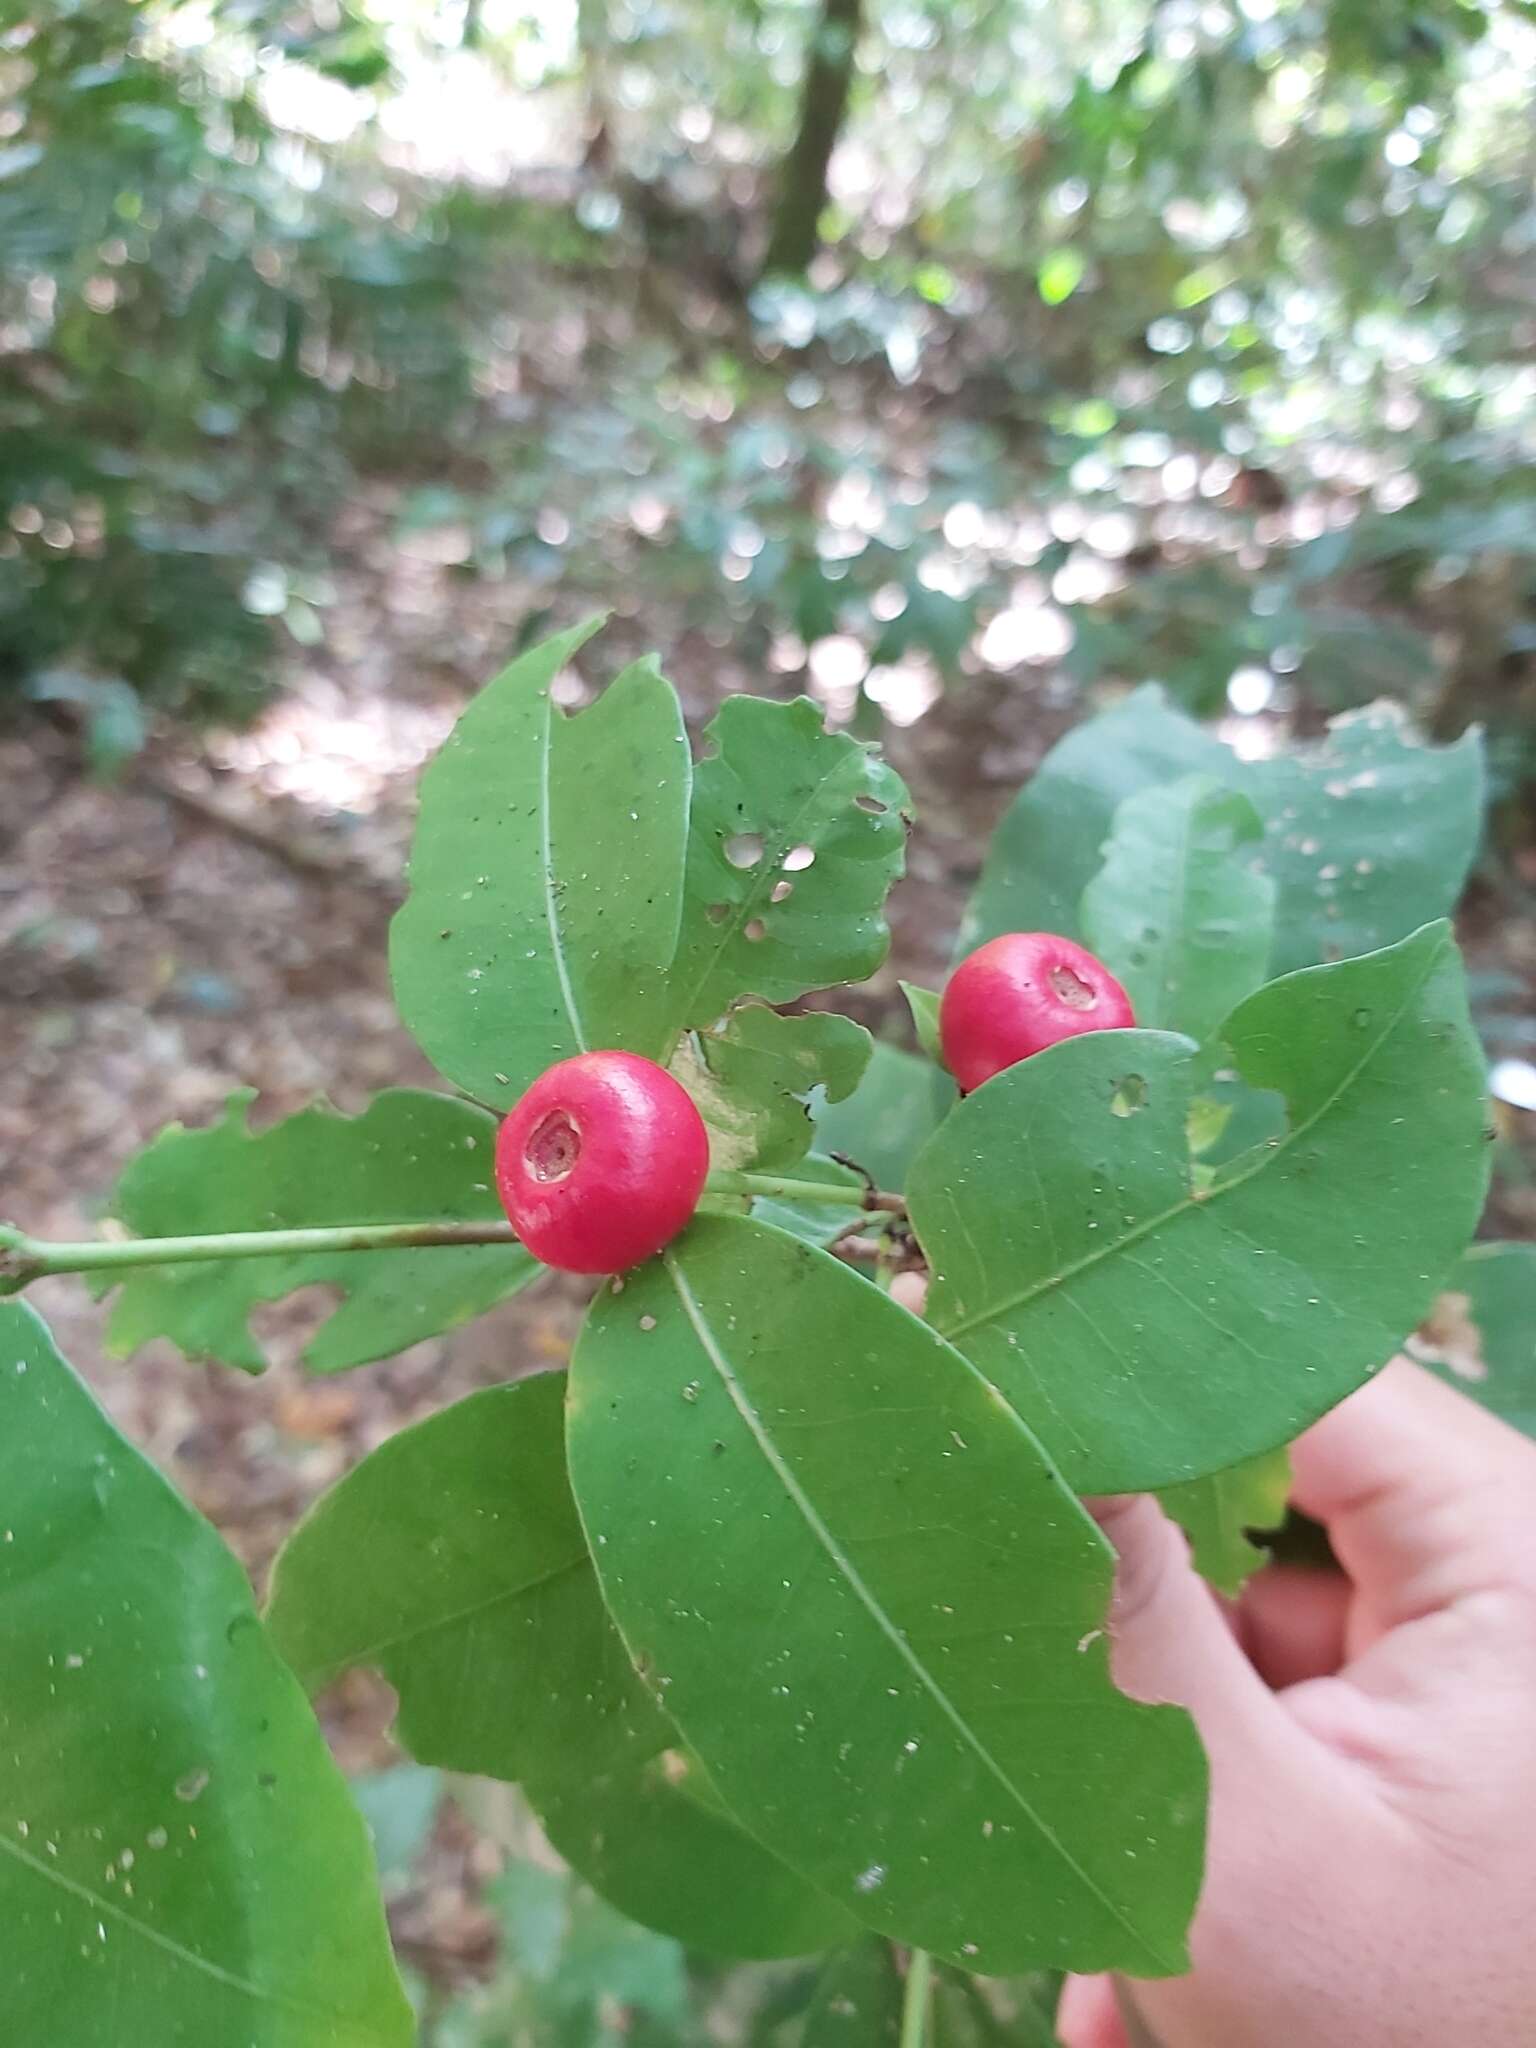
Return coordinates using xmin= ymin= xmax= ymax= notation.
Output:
xmin=760 ymin=0 xmax=865 ymax=278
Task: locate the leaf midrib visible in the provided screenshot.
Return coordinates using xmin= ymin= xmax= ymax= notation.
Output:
xmin=934 ymin=930 xmax=1440 ymax=1344
xmin=287 ymin=1548 xmax=590 ymax=1692
xmin=665 ymin=1249 xmax=1171 ymax=1972
xmin=0 ymin=1831 xmax=396 ymax=2043
xmin=539 ymin=701 xmax=589 ymax=1053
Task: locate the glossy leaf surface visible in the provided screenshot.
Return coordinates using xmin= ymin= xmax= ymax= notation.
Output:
xmin=910 ymin=926 xmax=1489 ymax=1491
xmin=965 ymin=689 xmax=1483 ymax=981
xmin=390 ymin=622 xmax=692 ymax=1107
xmin=267 ymin=1375 xmax=838 ymax=1958
xmin=1081 ymin=776 xmax=1275 ymax=1041
xmin=1248 ymin=704 xmax=1483 ymax=976
xmin=101 ymin=1090 xmax=533 ymax=1373
xmin=685 ymin=1004 xmax=872 ymax=1169
xmin=268 ymin=1375 xmax=662 ymax=1781
xmin=0 ymin=1303 xmax=411 ymax=2046
xmin=669 ymin=697 xmax=909 ymax=1026
xmin=569 ymin=1215 xmax=1205 ymax=1976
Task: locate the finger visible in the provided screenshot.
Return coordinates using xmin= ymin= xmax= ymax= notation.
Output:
xmin=1057 ymin=1974 xmax=1131 ymax=2048
xmin=1288 ymin=1358 xmax=1536 ymax=1633
xmin=1088 ymin=1494 xmax=1294 ymax=1752
xmin=1237 ymin=1564 xmax=1351 ymax=1690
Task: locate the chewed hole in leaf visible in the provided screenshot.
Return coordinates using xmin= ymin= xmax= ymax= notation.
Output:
xmin=1110 ymin=1075 xmax=1148 ymax=1118
xmin=526 ymin=1109 xmax=581 ymax=1182
xmin=770 ymin=879 xmax=794 ymax=903
xmin=705 ymin=902 xmax=730 ymax=924
xmin=854 ymin=795 xmax=888 ymax=815
xmin=744 ymin=918 xmax=767 ymax=942
xmin=1050 ymin=964 xmax=1097 ymax=1011
xmin=783 ymin=843 xmax=817 ymax=872
xmin=725 ymin=832 xmax=764 ymax=869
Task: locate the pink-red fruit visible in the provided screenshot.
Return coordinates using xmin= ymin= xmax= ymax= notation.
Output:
xmin=940 ymin=932 xmax=1135 ymax=1093
xmin=496 ymin=1050 xmax=710 ymax=1274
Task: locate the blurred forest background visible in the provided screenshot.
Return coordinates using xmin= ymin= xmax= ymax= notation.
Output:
xmin=2 ymin=0 xmax=1534 ymax=2035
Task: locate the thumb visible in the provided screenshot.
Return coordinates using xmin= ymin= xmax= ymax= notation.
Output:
xmin=1088 ymin=1491 xmax=1288 ymax=1755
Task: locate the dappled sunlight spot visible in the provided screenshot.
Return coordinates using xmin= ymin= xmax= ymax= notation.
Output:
xmin=863 ymin=657 xmax=942 ymax=728
xmin=977 ymin=603 xmax=1074 ymax=670
xmin=807 ymin=635 xmax=870 ymax=724
xmin=208 ymin=692 xmax=457 ymax=815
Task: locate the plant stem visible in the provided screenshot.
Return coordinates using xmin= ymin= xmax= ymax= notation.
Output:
xmin=0 ymin=1169 xmax=905 ymax=1293
xmin=711 ymin=1170 xmax=904 ymax=1211
xmin=900 ymin=1949 xmax=933 ymax=2048
xmin=0 ymin=1218 xmax=521 ymax=1290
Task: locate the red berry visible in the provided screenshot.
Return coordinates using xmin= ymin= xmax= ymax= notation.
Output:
xmin=940 ymin=933 xmax=1135 ymax=1093
xmin=496 ymin=1051 xmax=710 ymax=1274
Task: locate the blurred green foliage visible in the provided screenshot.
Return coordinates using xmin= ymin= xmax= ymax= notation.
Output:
xmin=2 ymin=0 xmax=1533 ymax=767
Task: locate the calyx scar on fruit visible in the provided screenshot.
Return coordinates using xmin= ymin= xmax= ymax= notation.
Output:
xmin=495 ymin=1050 xmax=710 ymax=1273
xmin=940 ymin=932 xmax=1135 ymax=1092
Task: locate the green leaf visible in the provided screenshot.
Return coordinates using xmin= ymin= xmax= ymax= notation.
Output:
xmin=568 ymin=1215 xmax=1205 ymax=1977
xmin=1243 ymin=704 xmax=1484 ymax=976
xmin=668 ymin=697 xmax=909 ymax=1027
xmin=0 ymin=1302 xmax=411 ymax=2046
xmin=909 ymin=926 xmax=1490 ymax=1492
xmin=683 ymin=1004 xmax=872 ymax=1170
xmin=389 ymin=622 xmax=692 ymax=1108
xmin=267 ymin=1377 xmax=840 ymax=1959
xmin=963 ymin=691 xmax=1484 ymax=981
xmin=99 ymin=1090 xmax=534 ymax=1373
xmin=750 ymin=1153 xmax=870 ymax=1247
xmin=529 ymin=1745 xmax=850 ymax=1960
xmin=802 ymin=1940 xmax=903 ymax=2046
xmin=1409 ymin=1242 xmax=1536 ymax=1437
xmin=812 ymin=1041 xmax=956 ymax=1192
xmin=1081 ymin=776 xmax=1276 ymax=1040
xmin=267 ymin=1375 xmax=663 ymax=1780
xmin=961 ymin=686 xmax=1226 ymax=957
xmin=351 ymin=1765 xmax=442 ymax=1895
xmin=900 ymin=981 xmax=945 ymax=1064
xmin=1158 ymin=1447 xmax=1292 ymax=1596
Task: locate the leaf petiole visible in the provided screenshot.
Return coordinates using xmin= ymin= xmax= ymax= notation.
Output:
xmin=0 ymin=1169 xmax=901 ymax=1293
xmin=900 ymin=1949 xmax=933 ymax=2048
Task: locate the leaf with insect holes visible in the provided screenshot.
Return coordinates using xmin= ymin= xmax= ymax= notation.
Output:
xmin=569 ymin=1214 xmax=1205 ymax=1978
xmin=963 ymin=688 xmax=1484 ymax=980
xmin=266 ymin=1374 xmax=843 ymax=1959
xmin=389 ymin=620 xmax=692 ymax=1108
xmin=909 ymin=926 xmax=1490 ymax=1493
xmin=0 ymin=1302 xmax=412 ymax=2046
xmin=99 ymin=1090 xmax=535 ymax=1374
xmin=1159 ymin=1447 xmax=1292 ymax=1596
xmin=1081 ymin=776 xmax=1276 ymax=1041
xmin=1409 ymin=1242 xmax=1536 ymax=1438
xmin=667 ymin=697 xmax=909 ymax=1028
xmin=681 ymin=1004 xmax=872 ymax=1170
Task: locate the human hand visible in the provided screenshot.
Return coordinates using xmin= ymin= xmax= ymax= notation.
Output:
xmin=1057 ymin=1360 xmax=1536 ymax=2048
